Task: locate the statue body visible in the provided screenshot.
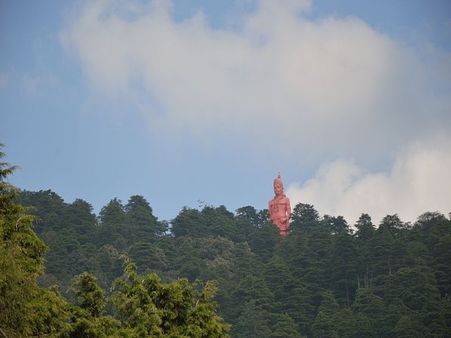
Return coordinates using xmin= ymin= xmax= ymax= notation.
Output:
xmin=269 ymin=175 xmax=292 ymax=236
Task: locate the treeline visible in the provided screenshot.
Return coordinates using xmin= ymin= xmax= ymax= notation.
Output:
xmin=16 ymin=189 xmax=451 ymax=337
xmin=0 ymin=150 xmax=229 ymax=337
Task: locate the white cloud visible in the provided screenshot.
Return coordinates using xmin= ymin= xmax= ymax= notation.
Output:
xmin=286 ymin=135 xmax=451 ymax=225
xmin=62 ymin=0 xmax=451 ymax=163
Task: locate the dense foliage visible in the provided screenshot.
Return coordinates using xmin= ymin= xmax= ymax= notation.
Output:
xmin=15 ymin=188 xmax=451 ymax=337
xmin=2 ymin=144 xmax=451 ymax=336
xmin=0 ymin=147 xmax=229 ymax=337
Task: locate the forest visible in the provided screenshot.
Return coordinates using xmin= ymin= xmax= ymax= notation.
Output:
xmin=2 ymin=148 xmax=451 ymax=337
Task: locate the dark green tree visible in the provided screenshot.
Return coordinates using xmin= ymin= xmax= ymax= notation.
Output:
xmin=270 ymin=313 xmax=304 ymax=338
xmin=311 ymin=291 xmax=340 ymax=338
xmin=414 ymin=211 xmax=451 ymax=296
xmin=322 ymin=215 xmax=350 ymax=235
xmin=354 ymin=213 xmax=376 ymax=289
xmin=125 ymin=195 xmax=162 ymax=242
xmin=233 ymin=299 xmax=272 ymax=338
xmin=393 ymin=315 xmax=426 ymax=338
xmin=172 ymin=207 xmax=205 ymax=238
xmin=290 ymin=203 xmax=320 ymax=232
xmin=98 ymin=197 xmax=127 ymax=248
xmin=351 ymin=288 xmax=386 ymax=336
xmin=330 ymin=231 xmax=358 ymax=305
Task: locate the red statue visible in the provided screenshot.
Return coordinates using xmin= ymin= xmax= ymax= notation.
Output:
xmin=269 ymin=174 xmax=292 ymax=236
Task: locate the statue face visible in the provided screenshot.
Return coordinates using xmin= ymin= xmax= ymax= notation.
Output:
xmin=274 ymin=181 xmax=283 ymax=196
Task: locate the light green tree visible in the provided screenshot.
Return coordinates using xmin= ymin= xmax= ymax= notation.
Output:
xmin=0 ymin=145 xmax=68 ymax=336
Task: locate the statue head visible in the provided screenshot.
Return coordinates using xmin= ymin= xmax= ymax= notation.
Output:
xmin=273 ymin=174 xmax=284 ymax=196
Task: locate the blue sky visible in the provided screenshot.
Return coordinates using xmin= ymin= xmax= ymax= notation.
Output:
xmin=1 ymin=0 xmax=451 ymax=223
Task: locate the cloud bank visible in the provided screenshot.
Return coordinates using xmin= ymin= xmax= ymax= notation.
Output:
xmin=286 ymin=136 xmax=451 ymax=224
xmin=63 ymin=0 xmax=451 ymax=222
xmin=62 ymin=0 xmax=451 ymax=161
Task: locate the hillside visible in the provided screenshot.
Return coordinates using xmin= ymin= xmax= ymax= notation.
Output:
xmin=16 ymin=189 xmax=451 ymax=337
